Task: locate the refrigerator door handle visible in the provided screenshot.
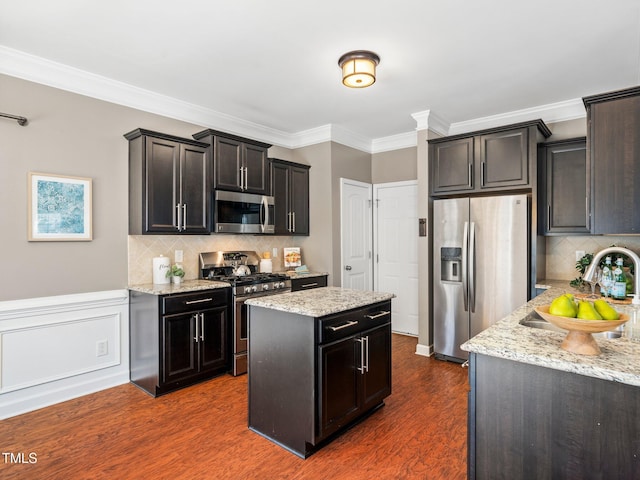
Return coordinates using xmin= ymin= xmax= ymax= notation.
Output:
xmin=469 ymin=221 xmax=476 ymax=313
xmin=462 ymin=221 xmax=469 ymax=312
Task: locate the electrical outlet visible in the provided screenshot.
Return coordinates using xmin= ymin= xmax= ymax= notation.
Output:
xmin=576 ymin=250 xmax=586 ymax=262
xmin=272 ymin=247 xmax=278 ymax=258
xmin=96 ymin=340 xmax=108 ymax=357
xmin=175 ymin=250 xmax=184 ymax=263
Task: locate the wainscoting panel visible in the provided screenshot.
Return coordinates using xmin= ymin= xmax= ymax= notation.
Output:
xmin=0 ymin=289 xmax=129 ymax=419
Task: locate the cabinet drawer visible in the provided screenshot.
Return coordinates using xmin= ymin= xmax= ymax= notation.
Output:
xmin=318 ymin=301 xmax=391 ymax=344
xmin=162 ymin=289 xmax=228 ymax=315
xmin=291 ymin=275 xmax=328 ymax=291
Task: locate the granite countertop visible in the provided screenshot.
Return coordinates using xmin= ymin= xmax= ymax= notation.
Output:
xmin=129 ymin=279 xmax=230 ymax=295
xmin=281 ymin=271 xmax=329 ymax=280
xmin=462 ymin=280 xmax=640 ymax=387
xmin=246 ymin=286 xmax=394 ymax=317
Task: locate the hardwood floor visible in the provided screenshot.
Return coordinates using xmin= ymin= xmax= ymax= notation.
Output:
xmin=0 ymin=334 xmax=468 ymax=480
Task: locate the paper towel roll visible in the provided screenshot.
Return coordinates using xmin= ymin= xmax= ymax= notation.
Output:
xmin=260 ymin=259 xmax=273 ymax=273
xmin=153 ymin=255 xmax=171 ymax=284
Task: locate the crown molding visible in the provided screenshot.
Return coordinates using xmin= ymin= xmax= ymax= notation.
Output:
xmin=371 ymin=131 xmax=417 ymax=154
xmin=447 ymin=98 xmax=586 ymax=135
xmin=411 ymin=109 xmax=450 ymax=136
xmin=0 ymin=46 xmax=589 ymax=155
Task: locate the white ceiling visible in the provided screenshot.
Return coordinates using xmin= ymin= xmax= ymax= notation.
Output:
xmin=1 ymin=0 xmax=639 ymax=152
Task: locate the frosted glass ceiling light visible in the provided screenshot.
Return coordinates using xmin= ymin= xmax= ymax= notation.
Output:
xmin=338 ymin=50 xmax=380 ymax=88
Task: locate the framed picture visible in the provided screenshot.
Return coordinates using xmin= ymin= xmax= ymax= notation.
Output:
xmin=28 ymin=172 xmax=93 ymax=241
xmin=284 ymin=247 xmax=302 ymax=268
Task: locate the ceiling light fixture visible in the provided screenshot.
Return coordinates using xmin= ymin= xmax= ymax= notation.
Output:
xmin=338 ymin=50 xmax=380 ymax=88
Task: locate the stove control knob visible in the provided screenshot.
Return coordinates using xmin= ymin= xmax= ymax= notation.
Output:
xmin=251 ymin=285 xmax=258 ymax=293
xmin=263 ymin=284 xmax=270 ymax=291
xmin=244 ymin=286 xmax=252 ymax=294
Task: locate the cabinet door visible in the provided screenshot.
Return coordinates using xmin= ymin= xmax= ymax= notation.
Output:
xmin=146 ymin=137 xmax=179 ymax=232
xmin=590 ymin=94 xmax=640 ymax=234
xmin=162 ymin=313 xmax=198 ymax=384
xmin=543 ymin=140 xmax=589 ymax=234
xmin=199 ymin=306 xmax=228 ymax=373
xmin=243 ymin=143 xmax=269 ymax=195
xmin=478 ymin=128 xmax=529 ymax=189
xmin=290 ymin=165 xmax=310 ymax=235
xmin=180 ymin=144 xmax=210 ymax=233
xmin=271 ymin=161 xmax=291 ymax=234
xmin=318 ymin=335 xmax=360 ymax=439
xmin=215 ymin=137 xmax=243 ymax=191
xmin=431 ymin=138 xmax=475 ymax=194
xmin=361 ymin=323 xmax=392 ymax=412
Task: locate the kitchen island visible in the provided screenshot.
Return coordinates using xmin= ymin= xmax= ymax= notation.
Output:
xmin=462 ymin=282 xmax=640 ymax=479
xmin=246 ymin=287 xmax=394 ymax=458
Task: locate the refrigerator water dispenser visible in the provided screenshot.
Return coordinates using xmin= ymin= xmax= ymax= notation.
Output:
xmin=440 ymin=247 xmax=462 ymax=282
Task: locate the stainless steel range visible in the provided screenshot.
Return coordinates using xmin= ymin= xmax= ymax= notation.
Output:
xmin=199 ymin=251 xmax=291 ymax=376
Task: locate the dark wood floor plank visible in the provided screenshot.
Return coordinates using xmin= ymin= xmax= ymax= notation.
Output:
xmin=0 ymin=334 xmax=468 ymax=480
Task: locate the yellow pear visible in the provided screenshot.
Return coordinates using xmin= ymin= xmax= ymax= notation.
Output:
xmin=549 ymin=295 xmax=577 ymax=317
xmin=593 ymin=299 xmax=619 ymax=320
xmin=577 ymin=300 xmax=603 ymax=320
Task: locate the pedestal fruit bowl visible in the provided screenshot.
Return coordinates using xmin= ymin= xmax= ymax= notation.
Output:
xmin=534 ymin=305 xmax=628 ymax=355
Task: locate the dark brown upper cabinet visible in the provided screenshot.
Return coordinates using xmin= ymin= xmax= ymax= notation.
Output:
xmin=584 ymin=86 xmax=640 ymax=234
xmin=270 ymin=159 xmax=310 ymax=235
xmin=429 ymin=120 xmax=551 ymax=196
xmin=193 ymin=129 xmax=272 ymax=196
xmin=538 ymin=137 xmax=590 ymax=235
xmin=125 ymin=129 xmax=210 ymax=235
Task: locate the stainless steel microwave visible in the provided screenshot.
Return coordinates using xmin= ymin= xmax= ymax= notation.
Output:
xmin=214 ymin=190 xmax=275 ymax=234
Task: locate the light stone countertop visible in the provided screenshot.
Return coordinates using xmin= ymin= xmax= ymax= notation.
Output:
xmin=282 ymin=271 xmax=329 ymax=280
xmin=129 ymin=279 xmax=230 ymax=295
xmin=246 ymin=286 xmax=394 ymax=317
xmin=461 ymin=280 xmax=640 ymax=387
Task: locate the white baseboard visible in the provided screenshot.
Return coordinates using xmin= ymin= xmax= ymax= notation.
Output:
xmin=415 ymin=343 xmax=433 ymax=357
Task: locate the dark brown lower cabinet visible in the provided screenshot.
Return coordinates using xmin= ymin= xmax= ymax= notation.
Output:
xmin=130 ymin=288 xmax=231 ymax=397
xmin=248 ymin=300 xmax=391 ymax=458
xmin=468 ymin=353 xmax=640 ymax=480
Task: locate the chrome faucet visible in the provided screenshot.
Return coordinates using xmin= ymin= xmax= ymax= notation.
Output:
xmin=583 ymin=246 xmax=640 ymax=305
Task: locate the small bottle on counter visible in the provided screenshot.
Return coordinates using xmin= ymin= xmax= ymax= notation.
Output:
xmin=600 ymin=256 xmax=614 ymax=297
xmin=612 ymin=257 xmax=627 ymax=300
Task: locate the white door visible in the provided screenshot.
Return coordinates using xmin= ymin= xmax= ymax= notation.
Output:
xmin=340 ymin=179 xmax=373 ymax=290
xmin=374 ymin=181 xmax=419 ymax=336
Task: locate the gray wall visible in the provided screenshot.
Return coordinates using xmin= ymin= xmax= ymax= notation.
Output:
xmin=372 ymin=146 xmax=417 ymax=183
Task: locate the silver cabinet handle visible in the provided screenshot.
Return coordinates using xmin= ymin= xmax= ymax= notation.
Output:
xmin=193 ymin=313 xmax=199 ymax=343
xmin=585 ymin=196 xmax=590 ymax=230
xmin=185 ymin=298 xmax=213 ymax=305
xmin=481 ymin=162 xmax=486 ymax=186
xmin=182 ymin=204 xmax=187 ymax=231
xmin=462 ymin=221 xmax=469 ymax=312
xmin=293 ymin=211 xmax=296 ymax=232
xmin=328 ymin=320 xmax=358 ymax=331
xmin=244 ymin=167 xmax=248 ymax=191
xmin=200 ymin=313 xmax=205 ymax=342
xmin=363 ymin=335 xmax=369 ymax=373
xmin=356 ymin=337 xmax=365 ymax=373
xmin=176 ymin=204 xmax=182 ymax=231
xmin=300 ymin=282 xmax=319 ymax=288
xmin=287 ymin=212 xmax=293 ymax=232
xmin=468 ymin=163 xmax=473 ymax=188
xmin=469 ymin=221 xmax=476 ymax=313
xmin=239 ymin=166 xmax=244 ymax=190
xmin=365 ymin=310 xmax=390 ymax=320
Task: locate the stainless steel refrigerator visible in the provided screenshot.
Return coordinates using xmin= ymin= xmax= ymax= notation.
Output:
xmin=433 ymin=194 xmax=529 ymax=361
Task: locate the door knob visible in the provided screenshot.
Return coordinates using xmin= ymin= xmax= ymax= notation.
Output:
xmin=345 ymin=265 xmax=352 ymax=271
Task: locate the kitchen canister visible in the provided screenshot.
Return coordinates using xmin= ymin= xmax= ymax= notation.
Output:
xmin=260 ymin=258 xmax=273 ymax=273
xmin=152 ymin=255 xmax=171 ymax=284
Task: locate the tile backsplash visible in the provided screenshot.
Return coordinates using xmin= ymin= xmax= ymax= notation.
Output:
xmin=545 ymin=236 xmax=640 ymax=281
xmin=128 ymin=235 xmax=304 ymax=285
